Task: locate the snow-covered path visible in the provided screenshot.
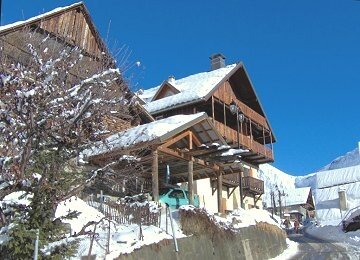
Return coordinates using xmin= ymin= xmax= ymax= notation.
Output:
xmin=288 ymin=232 xmax=357 ymax=259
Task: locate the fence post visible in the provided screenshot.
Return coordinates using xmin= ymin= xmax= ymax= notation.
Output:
xmin=100 ymin=190 xmax=104 ymax=212
xmin=33 ymin=229 xmax=39 ymax=260
xmin=106 ymin=219 xmax=111 ymax=254
xmin=167 ymin=205 xmax=179 ymax=252
xmin=88 ymin=224 xmax=97 ymax=259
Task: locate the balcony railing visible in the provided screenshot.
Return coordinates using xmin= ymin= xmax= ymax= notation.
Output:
xmin=223 ymin=174 xmax=264 ymax=195
xmin=214 ymin=121 xmax=273 ymax=161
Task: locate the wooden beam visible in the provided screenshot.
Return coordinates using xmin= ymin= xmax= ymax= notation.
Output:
xmin=223 ymin=102 xmax=227 ymax=137
xmin=190 ymin=131 xmax=202 ymax=147
xmin=152 ymin=150 xmax=159 ymax=202
xmin=189 ymin=131 xmax=193 ymax=150
xmin=157 ymin=146 xmax=220 ymax=171
xmin=212 ymin=96 xmax=215 ymax=125
xmin=188 ymin=159 xmax=194 ymax=205
xmin=239 ymin=171 xmax=244 ymax=209
xmin=162 ymin=130 xmax=190 ymax=148
xmin=217 ymin=171 xmax=223 ymax=213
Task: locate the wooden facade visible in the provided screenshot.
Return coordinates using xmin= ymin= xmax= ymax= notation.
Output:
xmin=0 ymin=3 xmax=110 ymax=61
xmin=150 ymin=65 xmax=275 ymax=166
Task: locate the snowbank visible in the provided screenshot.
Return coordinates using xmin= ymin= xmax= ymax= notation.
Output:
xmin=55 ymin=196 xmax=105 ymax=234
xmin=306 ymin=224 xmax=360 ymax=252
xmin=269 ymin=238 xmax=298 ymax=260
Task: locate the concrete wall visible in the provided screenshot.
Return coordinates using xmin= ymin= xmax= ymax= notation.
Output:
xmin=116 ymin=223 xmax=287 ymax=260
xmin=194 ymin=177 xmax=263 ymax=214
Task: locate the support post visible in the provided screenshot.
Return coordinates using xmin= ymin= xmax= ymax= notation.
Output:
xmin=152 ymin=150 xmax=159 ymax=202
xmin=217 ymin=171 xmax=223 ymax=213
xmin=236 ymin=110 xmax=240 ymax=148
xmin=223 ymin=102 xmax=227 ymax=137
xmin=211 ymin=96 xmax=215 ymax=125
xmin=239 ymin=171 xmax=244 ymax=209
xmin=188 ymin=159 xmax=194 ymax=205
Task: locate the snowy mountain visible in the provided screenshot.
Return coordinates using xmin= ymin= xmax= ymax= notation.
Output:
xmin=317 ymin=144 xmax=360 ymax=172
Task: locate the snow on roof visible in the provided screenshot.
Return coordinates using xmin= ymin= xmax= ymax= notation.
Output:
xmin=315 ymin=181 xmax=360 ymax=225
xmin=84 ymin=112 xmax=207 ymax=158
xmin=0 ymin=2 xmax=82 ymax=33
xmin=285 ymin=187 xmax=311 ymax=207
xmin=316 ymin=164 xmax=360 ymax=189
xmin=139 ymin=64 xmax=237 ymax=113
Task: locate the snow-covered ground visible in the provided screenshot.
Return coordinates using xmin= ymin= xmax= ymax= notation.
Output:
xmin=1 ymin=193 xmax=292 ymax=259
xmin=269 ymin=238 xmax=298 ymax=260
xmin=305 ymin=224 xmax=360 ymax=253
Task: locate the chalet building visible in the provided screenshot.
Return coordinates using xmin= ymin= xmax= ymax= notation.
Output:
xmin=137 ymin=54 xmax=276 ymax=212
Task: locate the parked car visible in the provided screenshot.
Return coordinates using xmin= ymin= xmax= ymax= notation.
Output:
xmin=159 ymin=187 xmax=200 ymax=209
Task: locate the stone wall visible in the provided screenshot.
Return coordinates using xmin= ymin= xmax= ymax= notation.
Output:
xmin=117 ymin=209 xmax=286 ymax=260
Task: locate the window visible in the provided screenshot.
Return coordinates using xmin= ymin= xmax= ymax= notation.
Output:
xmin=169 ymin=190 xmax=185 ymax=199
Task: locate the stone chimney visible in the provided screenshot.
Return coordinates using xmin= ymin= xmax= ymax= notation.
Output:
xmin=168 ymin=75 xmax=175 ymax=84
xmin=210 ymin=53 xmax=226 ymax=70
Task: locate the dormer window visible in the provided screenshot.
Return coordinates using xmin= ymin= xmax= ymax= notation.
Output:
xmin=151 ymin=80 xmax=180 ymax=101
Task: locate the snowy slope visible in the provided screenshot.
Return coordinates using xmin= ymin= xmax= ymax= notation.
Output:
xmin=258 ymin=164 xmax=296 ymax=207
xmin=318 ymin=145 xmax=360 ymax=172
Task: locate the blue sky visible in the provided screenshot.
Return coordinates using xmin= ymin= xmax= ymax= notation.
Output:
xmin=3 ymin=1 xmax=360 ymax=175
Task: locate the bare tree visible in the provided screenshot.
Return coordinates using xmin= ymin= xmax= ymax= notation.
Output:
xmin=0 ymin=28 xmax=147 ymax=257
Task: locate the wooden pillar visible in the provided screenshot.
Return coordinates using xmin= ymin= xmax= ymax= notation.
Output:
xmin=262 ymin=126 xmax=265 ymax=145
xmin=249 ymin=119 xmax=253 ymax=147
xmin=239 ymin=171 xmax=244 ymax=209
xmin=217 ymin=171 xmax=223 ymax=213
xmin=152 ymin=150 xmax=159 ymax=202
xmin=223 ymin=102 xmax=227 ymax=137
xmin=211 ymin=96 xmax=215 ymax=125
xmin=188 ymin=159 xmax=194 ymax=205
xmin=270 ymin=131 xmax=274 ymax=159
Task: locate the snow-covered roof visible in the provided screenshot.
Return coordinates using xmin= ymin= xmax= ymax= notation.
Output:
xmin=316 ymin=164 xmax=360 ymax=189
xmin=315 ymin=181 xmax=360 ymax=224
xmin=0 ymin=2 xmax=83 ymax=34
xmin=139 ymin=64 xmax=238 ymax=113
xmin=84 ymin=112 xmax=225 ymax=158
xmin=285 ymin=187 xmax=311 ymax=207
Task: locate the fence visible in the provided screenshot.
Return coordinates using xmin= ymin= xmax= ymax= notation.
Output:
xmin=84 ymin=195 xmax=162 ymax=227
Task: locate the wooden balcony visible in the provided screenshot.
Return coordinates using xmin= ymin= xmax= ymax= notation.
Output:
xmin=222 ymin=174 xmax=264 ymax=196
xmin=214 ymin=121 xmax=274 ymax=163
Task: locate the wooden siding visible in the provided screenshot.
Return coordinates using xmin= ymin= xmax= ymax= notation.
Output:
xmin=213 ymin=81 xmax=269 ymax=129
xmin=40 ymin=8 xmax=103 ymax=58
